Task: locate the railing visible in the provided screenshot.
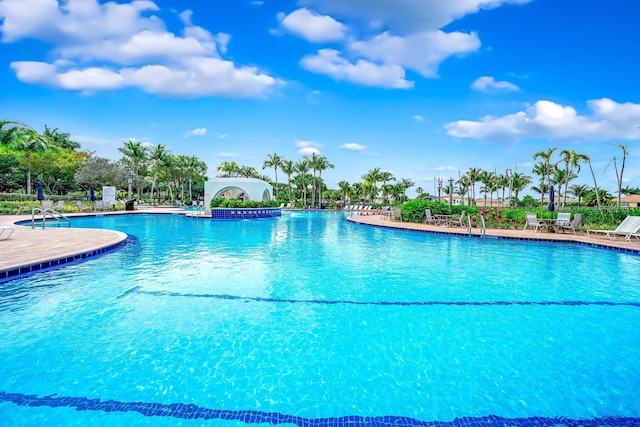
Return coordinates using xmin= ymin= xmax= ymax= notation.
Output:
xmin=479 ymin=214 xmax=486 ymax=237
xmin=31 ymin=208 xmax=71 ymax=229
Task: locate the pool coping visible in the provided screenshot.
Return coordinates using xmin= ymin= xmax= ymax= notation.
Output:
xmin=347 ymin=214 xmax=640 ymax=255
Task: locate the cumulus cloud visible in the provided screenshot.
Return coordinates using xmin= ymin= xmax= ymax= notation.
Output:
xmin=340 ymin=142 xmax=366 ymax=151
xmin=296 ymin=140 xmax=322 ymax=155
xmin=445 ymin=98 xmax=640 ymax=143
xmin=184 ymin=128 xmax=207 ymax=137
xmin=277 ymin=8 xmax=347 ymax=43
xmin=471 ymin=76 xmax=520 ymax=93
xmin=0 ymin=0 xmax=276 ymax=98
xmin=300 ymin=48 xmax=413 ymax=88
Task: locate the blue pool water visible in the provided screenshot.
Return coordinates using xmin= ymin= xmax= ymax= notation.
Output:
xmin=1 ymin=211 xmax=639 ymax=426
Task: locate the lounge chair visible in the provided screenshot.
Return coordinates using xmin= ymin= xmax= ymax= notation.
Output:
xmin=524 ymin=212 xmax=546 ymax=232
xmin=94 ymin=200 xmax=106 ymax=212
xmin=557 ymin=213 xmax=583 ymax=234
xmin=56 ymin=200 xmax=64 ymax=211
xmin=41 ymin=200 xmax=53 ymax=210
xmin=587 ymin=216 xmax=640 ymax=241
xmin=0 ymin=225 xmax=16 ymax=241
xmin=391 ymin=208 xmax=402 ymax=221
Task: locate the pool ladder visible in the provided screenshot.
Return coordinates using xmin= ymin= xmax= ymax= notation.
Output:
xmin=31 ymin=208 xmax=71 ymax=229
xmin=468 ymin=214 xmax=487 ymax=238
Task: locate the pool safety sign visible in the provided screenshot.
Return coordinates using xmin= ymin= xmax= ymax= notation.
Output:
xmin=102 ymin=186 xmax=116 ymax=207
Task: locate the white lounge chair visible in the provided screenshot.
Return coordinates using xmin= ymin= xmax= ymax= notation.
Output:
xmin=0 ymin=225 xmax=16 ymax=241
xmin=587 ymin=216 xmax=640 ymax=241
xmin=449 ymin=211 xmax=466 ymax=228
xmin=524 ymin=212 xmax=546 ymax=232
xmin=425 ymin=208 xmax=438 ymax=225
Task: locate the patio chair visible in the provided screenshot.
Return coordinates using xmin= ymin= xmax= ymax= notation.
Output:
xmin=449 ymin=211 xmax=466 ymax=228
xmin=56 ymin=200 xmax=64 ymax=212
xmin=0 ymin=225 xmax=16 ymax=241
xmin=392 ymin=208 xmax=402 ymax=221
xmin=586 ymin=216 xmax=640 ymax=241
xmin=94 ymin=200 xmax=106 ymax=212
xmin=557 ymin=213 xmax=583 ymax=234
xmin=424 ymin=208 xmax=438 ymax=225
xmin=524 ymin=212 xmax=546 ymax=232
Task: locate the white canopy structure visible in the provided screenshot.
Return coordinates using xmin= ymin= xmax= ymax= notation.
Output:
xmin=204 ymin=177 xmax=273 ymax=208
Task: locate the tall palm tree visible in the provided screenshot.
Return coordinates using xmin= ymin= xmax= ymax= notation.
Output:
xmin=338 ymin=180 xmax=351 ymax=207
xmin=295 ymin=158 xmax=310 ymax=208
xmin=281 ymin=159 xmax=296 ymax=204
xmin=0 ymin=120 xmax=25 ymax=146
xmin=399 ymin=178 xmax=414 ymax=202
xmin=148 ymin=144 xmax=170 ymax=201
xmin=118 ymin=140 xmax=148 ymax=199
xmin=362 ymin=167 xmax=383 ymax=203
xmin=531 ymin=162 xmax=551 ymax=205
xmin=14 ymin=128 xmax=50 ymax=194
xmin=379 ymin=171 xmax=395 ymax=204
xmin=186 ymin=155 xmax=207 ymax=200
xmin=464 ymin=167 xmax=483 ymax=206
xmin=510 ymin=172 xmax=532 ymax=207
xmin=262 ymin=153 xmax=283 ymax=199
xmin=556 ymin=149 xmax=587 ymax=207
xmin=315 ymin=155 xmax=334 ymax=208
xmin=533 ymin=147 xmax=556 ymax=195
xmin=580 ymin=153 xmax=601 ymax=208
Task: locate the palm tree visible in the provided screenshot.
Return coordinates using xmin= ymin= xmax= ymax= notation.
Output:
xmin=315 ymin=155 xmax=334 ymax=208
xmin=608 ymin=143 xmax=629 ymax=207
xmin=531 ymin=162 xmax=551 ymax=205
xmin=0 ymin=120 xmax=25 ymax=146
xmin=533 ymin=147 xmax=556 ymax=196
xmin=338 ymin=180 xmax=351 ymax=207
xmin=118 ymin=140 xmax=148 ymax=199
xmin=148 ymin=144 xmax=170 ymax=201
xmin=398 ymin=178 xmax=414 ymax=202
xmin=351 ymin=182 xmax=364 ymax=204
xmin=281 ymin=160 xmax=296 ymax=204
xmin=556 ymin=149 xmax=586 ymax=207
xmin=569 ymin=184 xmax=590 ymax=205
xmin=362 ymin=168 xmax=383 ymax=203
xmin=378 ymin=171 xmax=395 ymax=204
xmin=464 ymin=167 xmax=483 ymax=206
xmin=263 ymin=153 xmax=283 ymax=199
xmin=510 ymin=172 xmax=532 ymax=207
xmin=295 ymin=158 xmax=310 ymax=208
xmin=43 ymin=125 xmax=80 ymax=150
xmin=216 ymin=161 xmax=241 ymax=177
xmin=14 ymin=128 xmax=50 ymax=194
xmin=580 ymin=153 xmax=601 ymax=208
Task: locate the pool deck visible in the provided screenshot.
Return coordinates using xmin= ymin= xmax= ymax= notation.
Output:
xmin=1 ymin=208 xmax=639 ymax=279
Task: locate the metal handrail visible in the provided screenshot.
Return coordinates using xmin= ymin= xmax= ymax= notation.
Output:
xmin=31 ymin=208 xmax=71 ymax=229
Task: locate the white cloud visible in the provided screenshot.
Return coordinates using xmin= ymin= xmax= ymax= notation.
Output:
xmin=445 ymin=98 xmax=640 ymax=143
xmin=471 ymin=76 xmax=520 ymax=93
xmin=298 ymin=0 xmax=532 ymax=35
xmin=296 ymin=140 xmax=322 ymax=155
xmin=350 ymin=30 xmax=480 ymax=78
xmin=217 ymin=134 xmax=228 ymax=140
xmin=277 ymin=8 xmax=347 ymax=43
xmin=340 ymin=142 xmax=366 ymax=151
xmin=0 ymin=0 xmax=276 ymax=98
xmin=412 ymin=115 xmax=425 ymax=121
xmin=184 ymin=128 xmax=207 ymax=137
xmin=300 ymin=48 xmax=413 ymax=88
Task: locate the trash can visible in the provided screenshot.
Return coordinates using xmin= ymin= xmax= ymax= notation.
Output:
xmin=125 ymin=200 xmax=135 ymax=211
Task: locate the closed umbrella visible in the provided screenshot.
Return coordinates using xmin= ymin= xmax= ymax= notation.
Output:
xmin=547 ymin=185 xmax=555 ymax=216
xmin=90 ymin=185 xmax=96 ymax=201
xmin=37 ymin=181 xmax=44 ymax=201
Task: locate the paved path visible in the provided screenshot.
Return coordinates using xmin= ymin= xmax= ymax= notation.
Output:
xmin=1 ymin=209 xmax=638 ymax=278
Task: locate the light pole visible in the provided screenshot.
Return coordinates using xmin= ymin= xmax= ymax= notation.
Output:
xmin=128 ymin=178 xmax=132 ymax=201
xmin=448 ymin=178 xmax=454 ymax=209
xmin=437 ymin=177 xmax=442 ymax=201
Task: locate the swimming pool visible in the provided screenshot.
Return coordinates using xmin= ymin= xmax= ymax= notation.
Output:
xmin=1 ymin=212 xmax=639 ymax=426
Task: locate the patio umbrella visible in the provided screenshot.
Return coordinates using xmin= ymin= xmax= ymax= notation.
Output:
xmin=547 ymin=185 xmax=555 ymax=216
xmin=37 ymin=181 xmax=44 ymax=201
xmin=90 ymin=185 xmax=96 ymax=201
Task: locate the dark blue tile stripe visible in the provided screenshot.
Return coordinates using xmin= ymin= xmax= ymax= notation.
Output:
xmin=0 ymin=391 xmax=637 ymax=426
xmin=350 ymin=220 xmax=640 ymax=255
xmin=125 ymin=289 xmax=640 ymax=308
xmin=0 ymin=236 xmax=137 ymax=284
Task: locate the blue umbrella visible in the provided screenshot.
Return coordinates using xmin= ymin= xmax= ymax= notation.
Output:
xmin=37 ymin=181 xmax=44 ymax=201
xmin=90 ymin=185 xmax=96 ymax=201
xmin=547 ymin=185 xmax=555 ymax=214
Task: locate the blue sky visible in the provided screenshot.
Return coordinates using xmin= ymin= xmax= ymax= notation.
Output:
xmin=1 ymin=0 xmax=639 ymax=197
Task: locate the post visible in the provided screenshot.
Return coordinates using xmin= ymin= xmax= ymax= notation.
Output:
xmin=448 ymin=178 xmax=454 ymax=209
xmin=128 ymin=178 xmax=132 ymax=200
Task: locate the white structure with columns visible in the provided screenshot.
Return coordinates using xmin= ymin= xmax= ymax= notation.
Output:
xmin=204 ymin=177 xmax=273 ymax=209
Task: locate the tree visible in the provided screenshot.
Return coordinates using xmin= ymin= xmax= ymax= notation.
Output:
xmin=216 ymin=161 xmax=240 ymax=177
xmin=295 ymin=158 xmax=310 ymax=207
xmin=338 ymin=180 xmax=351 ymax=206
xmin=510 ymin=172 xmax=532 ymax=207
xmin=379 ymin=171 xmax=395 ymax=204
xmin=74 ymin=156 xmax=121 ymax=189
xmin=533 ymin=147 xmax=556 ymax=197
xmin=580 ymin=153 xmax=601 ymax=208
xmin=398 ymin=178 xmax=414 ymax=202
xmin=0 ymin=119 xmax=25 ymax=146
xmin=463 ymin=167 xmax=483 ymax=205
xmin=43 ymin=125 xmax=81 ymax=150
xmin=606 ymin=143 xmax=629 ymax=207
xmin=281 ymin=160 xmax=296 ymax=203
xmin=315 ymin=155 xmax=334 ymax=207
xmin=148 ymin=144 xmax=170 ymax=201
xmin=362 ymin=168 xmax=383 ymax=203
xmin=569 ymin=184 xmax=590 ymax=204
xmin=14 ymin=128 xmax=50 ymax=194
xmin=263 ymin=153 xmax=283 ymax=199
xmin=118 ymin=140 xmax=148 ymax=199
xmin=556 ymin=149 xmax=586 ymax=207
